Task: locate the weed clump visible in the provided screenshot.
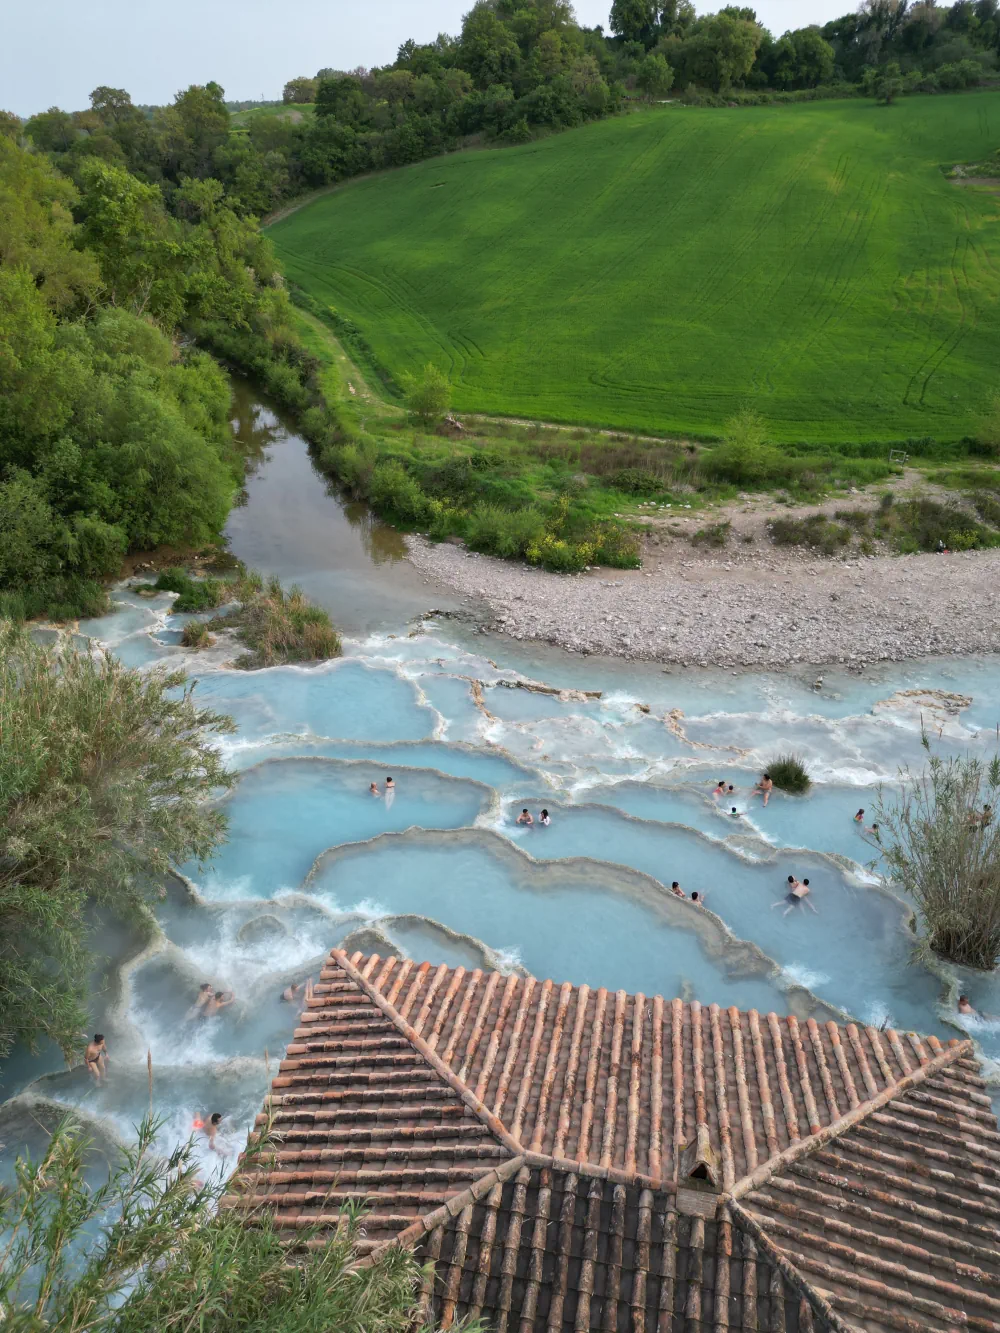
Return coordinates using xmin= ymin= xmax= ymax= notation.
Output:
xmin=180 ymin=621 xmax=212 ymax=650
xmin=765 ymin=754 xmax=812 ymax=794
xmin=209 ymin=572 xmax=341 ymax=669
xmin=768 ymin=515 xmax=853 ymax=555
xmin=691 ymin=521 xmax=731 ymax=548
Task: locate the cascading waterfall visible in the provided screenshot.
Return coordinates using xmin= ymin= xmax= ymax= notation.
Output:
xmin=4 ymin=383 xmax=1000 ymax=1184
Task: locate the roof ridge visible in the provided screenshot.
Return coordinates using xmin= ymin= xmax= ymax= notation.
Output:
xmin=359 ymin=1153 xmax=529 ymax=1266
xmin=330 ymin=949 xmax=524 ymax=1157
xmin=725 ymin=1198 xmax=861 ymax=1333
xmin=727 ymin=1037 xmax=973 ymax=1203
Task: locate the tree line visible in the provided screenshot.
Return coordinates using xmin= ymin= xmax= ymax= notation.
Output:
xmin=7 ymin=0 xmax=997 ymax=233
xmin=0 ymin=107 xmax=312 ymax=618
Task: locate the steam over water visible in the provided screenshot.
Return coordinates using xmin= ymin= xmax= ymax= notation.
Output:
xmin=4 ymin=385 xmax=1000 ymax=1178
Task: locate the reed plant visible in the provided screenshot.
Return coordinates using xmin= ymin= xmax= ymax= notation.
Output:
xmin=872 ymin=753 xmax=1000 ymax=969
xmin=0 ymin=1115 xmax=467 ymax=1333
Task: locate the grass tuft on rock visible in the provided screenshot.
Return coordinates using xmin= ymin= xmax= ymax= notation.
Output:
xmin=766 ymin=754 xmax=812 ymax=794
xmin=209 ymin=571 xmax=341 ymax=669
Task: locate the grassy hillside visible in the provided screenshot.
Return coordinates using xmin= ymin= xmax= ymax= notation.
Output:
xmin=231 ymin=102 xmax=314 ymax=128
xmin=269 ymin=94 xmax=1000 ymax=443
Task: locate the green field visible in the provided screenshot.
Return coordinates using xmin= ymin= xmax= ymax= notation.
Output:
xmin=269 ymin=94 xmax=1000 ymax=443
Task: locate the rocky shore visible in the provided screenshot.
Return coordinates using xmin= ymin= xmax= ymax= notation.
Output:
xmin=407 ymin=536 xmax=1000 ymax=668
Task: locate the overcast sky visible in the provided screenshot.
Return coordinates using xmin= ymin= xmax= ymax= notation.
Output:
xmin=4 ymin=0 xmax=852 ymax=118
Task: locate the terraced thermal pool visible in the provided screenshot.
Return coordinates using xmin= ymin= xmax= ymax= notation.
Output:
xmin=3 ymin=385 xmax=1000 ymax=1182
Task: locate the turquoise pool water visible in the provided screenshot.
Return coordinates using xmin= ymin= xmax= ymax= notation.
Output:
xmin=6 ymin=384 xmax=999 ymax=1178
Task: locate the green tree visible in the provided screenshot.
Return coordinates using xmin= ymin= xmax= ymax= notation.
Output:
xmin=404 ymin=362 xmax=451 ymax=424
xmin=76 ymin=157 xmax=186 ymax=323
xmin=0 ymin=625 xmax=237 ymax=1060
xmin=283 ymin=75 xmax=319 ymax=103
xmin=871 ymin=752 xmax=1000 ymax=969
xmin=0 ymin=137 xmax=99 ymax=313
xmin=688 ymin=12 xmax=763 ymax=89
xmin=706 ymin=406 xmax=781 ymax=483
xmin=23 ymin=106 xmax=77 ymax=153
xmin=0 ymin=1116 xmax=461 ymax=1333
xmin=636 ymin=51 xmax=676 ymax=95
xmin=460 ymin=3 xmax=522 ymax=88
xmin=610 ymin=0 xmax=660 ymax=42
xmin=864 ymin=58 xmax=906 ymax=100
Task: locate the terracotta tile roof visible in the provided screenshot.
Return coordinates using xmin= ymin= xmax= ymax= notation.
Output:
xmin=233 ymin=950 xmax=1000 ymax=1332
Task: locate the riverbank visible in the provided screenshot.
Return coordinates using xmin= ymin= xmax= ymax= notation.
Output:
xmin=407 ymin=536 xmax=1000 ymax=668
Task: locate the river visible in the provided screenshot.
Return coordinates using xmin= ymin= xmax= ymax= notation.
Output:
xmin=3 ymin=381 xmax=1000 ymax=1178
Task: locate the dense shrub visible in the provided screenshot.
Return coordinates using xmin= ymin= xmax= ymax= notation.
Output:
xmin=147 ymin=569 xmax=227 ymax=612
xmin=465 ymin=502 xmax=547 ymax=558
xmin=368 ymin=460 xmax=434 ymax=525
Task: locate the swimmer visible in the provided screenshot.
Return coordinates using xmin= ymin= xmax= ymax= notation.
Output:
xmin=671 ymin=881 xmax=684 ymax=898
xmin=690 ymin=891 xmax=704 ymax=904
xmin=83 ymin=1034 xmax=109 ymax=1084
xmin=728 ymin=785 xmax=735 ymax=795
xmin=281 ymin=982 xmax=303 ymax=1003
xmin=730 ymin=807 xmax=741 ymax=818
xmin=202 ymin=989 xmax=234 ymax=1019
xmin=202 ymin=1112 xmax=229 ymax=1156
xmin=854 ymin=809 xmax=865 ymax=824
xmin=186 ymin=983 xmax=214 ymax=1021
xmin=385 ymin=777 xmax=395 ymax=791
xmin=539 ymin=810 xmax=551 ymax=827
xmin=958 ymin=994 xmax=977 ymax=1017
xmin=772 ymin=877 xmax=816 ymax=916
xmin=516 ymin=809 xmax=534 ymax=826
xmin=753 ymin=773 xmax=774 ymax=807
xmin=369 ymin=781 xmax=381 ymax=797
xmin=712 ymin=780 xmax=726 ymax=799
xmin=864 ymin=821 xmax=880 ymax=839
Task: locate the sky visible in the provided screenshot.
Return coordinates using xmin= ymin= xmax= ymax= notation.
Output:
xmin=4 ymin=0 xmax=852 ymax=118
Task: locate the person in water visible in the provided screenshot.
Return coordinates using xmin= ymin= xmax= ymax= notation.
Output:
xmin=691 ymin=891 xmax=704 ymax=904
xmin=773 ymin=876 xmax=816 ymax=915
xmin=186 ymin=983 xmax=214 ymax=1021
xmin=854 ymin=809 xmax=865 ymax=824
xmin=84 ymin=1034 xmax=109 ymax=1084
xmin=202 ymin=989 xmax=234 ymax=1019
xmin=712 ymin=780 xmax=726 ymax=799
xmin=200 ymin=1112 xmax=229 ymax=1156
xmin=864 ymin=821 xmax=880 ymax=839
xmin=753 ymin=773 xmax=774 ymax=807
xmin=671 ymin=881 xmax=684 ymax=898
xmin=369 ymin=781 xmax=381 ymax=797
xmin=516 ymin=809 xmax=534 ymax=826
xmin=958 ymin=994 xmax=977 ymax=1017
xmin=281 ymin=978 xmax=313 ymax=1004
xmin=730 ymin=806 xmax=741 ymax=818
xmin=539 ymin=810 xmax=551 ymax=826
xmin=385 ymin=777 xmax=395 ymax=791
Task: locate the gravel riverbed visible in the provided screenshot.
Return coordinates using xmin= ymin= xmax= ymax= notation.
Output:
xmin=407 ymin=536 xmax=1000 ymax=668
